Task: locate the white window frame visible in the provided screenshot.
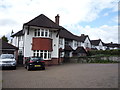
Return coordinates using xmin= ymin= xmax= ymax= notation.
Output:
xmin=34 ymin=28 xmax=51 ymax=38
xmin=33 ymin=50 xmax=51 ymax=60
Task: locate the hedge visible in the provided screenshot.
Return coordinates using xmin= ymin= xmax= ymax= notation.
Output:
xmin=88 ymin=49 xmax=120 ymax=56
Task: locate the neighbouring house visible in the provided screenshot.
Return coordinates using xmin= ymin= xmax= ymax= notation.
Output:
xmin=0 ymin=39 xmax=18 ymax=60
xmin=11 ymin=30 xmax=24 ymax=55
xmin=78 ymin=34 xmax=91 ymax=51
xmin=104 ymin=42 xmax=120 ymax=50
xmin=10 ymin=14 xmax=92 ymax=65
xmin=73 ymin=47 xmax=87 ymax=56
xmin=59 ymin=27 xmax=90 ymax=59
xmin=91 ymin=39 xmax=106 ymax=50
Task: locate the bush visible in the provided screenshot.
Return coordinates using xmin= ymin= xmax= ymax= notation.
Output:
xmin=88 ymin=49 xmax=120 ymax=56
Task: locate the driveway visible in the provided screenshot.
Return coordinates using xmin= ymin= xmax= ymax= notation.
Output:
xmin=2 ymin=63 xmax=118 ymax=88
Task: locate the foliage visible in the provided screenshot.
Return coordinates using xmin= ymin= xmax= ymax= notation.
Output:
xmin=88 ymin=49 xmax=120 ymax=56
xmin=1 ymin=35 xmax=8 ymax=42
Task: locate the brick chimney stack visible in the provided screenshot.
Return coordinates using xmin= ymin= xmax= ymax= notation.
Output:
xmin=81 ymin=34 xmax=85 ymax=36
xmin=55 ymin=14 xmax=59 ymax=25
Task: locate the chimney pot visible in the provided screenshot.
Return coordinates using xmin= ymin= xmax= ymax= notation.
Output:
xmin=55 ymin=14 xmax=60 ymax=25
xmin=81 ymin=34 xmax=84 ymax=36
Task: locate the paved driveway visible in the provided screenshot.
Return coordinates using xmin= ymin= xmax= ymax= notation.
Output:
xmin=2 ymin=63 xmax=118 ymax=88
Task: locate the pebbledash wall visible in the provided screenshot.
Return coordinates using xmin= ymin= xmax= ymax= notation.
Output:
xmin=23 ymin=26 xmax=60 ymax=65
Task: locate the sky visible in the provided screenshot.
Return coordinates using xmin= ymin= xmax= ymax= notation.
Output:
xmin=0 ymin=0 xmax=119 ymax=43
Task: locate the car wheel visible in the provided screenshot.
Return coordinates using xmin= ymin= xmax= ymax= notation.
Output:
xmin=13 ymin=66 xmax=16 ymax=70
xmin=42 ymin=67 xmax=45 ymax=70
xmin=27 ymin=66 xmax=30 ymax=71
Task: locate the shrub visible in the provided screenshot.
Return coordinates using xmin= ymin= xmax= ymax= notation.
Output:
xmin=88 ymin=49 xmax=120 ymax=56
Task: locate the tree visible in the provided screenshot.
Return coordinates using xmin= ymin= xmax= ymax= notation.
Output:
xmin=1 ymin=35 xmax=8 ymax=42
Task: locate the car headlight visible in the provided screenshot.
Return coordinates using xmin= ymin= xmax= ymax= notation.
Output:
xmin=11 ymin=61 xmax=16 ymax=65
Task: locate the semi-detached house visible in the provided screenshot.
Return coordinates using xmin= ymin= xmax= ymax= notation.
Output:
xmin=11 ymin=14 xmax=91 ymax=65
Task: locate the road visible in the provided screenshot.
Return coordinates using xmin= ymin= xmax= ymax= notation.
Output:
xmin=2 ymin=63 xmax=118 ymax=88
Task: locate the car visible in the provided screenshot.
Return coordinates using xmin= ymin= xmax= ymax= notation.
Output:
xmin=24 ymin=57 xmax=45 ymax=71
xmin=0 ymin=54 xmax=17 ymax=70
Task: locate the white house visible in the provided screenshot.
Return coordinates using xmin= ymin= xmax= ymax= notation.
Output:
xmin=91 ymin=39 xmax=106 ymax=50
xmin=11 ymin=14 xmax=91 ymax=65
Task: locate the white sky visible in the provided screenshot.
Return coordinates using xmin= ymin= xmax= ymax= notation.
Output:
xmin=0 ymin=0 xmax=119 ymax=43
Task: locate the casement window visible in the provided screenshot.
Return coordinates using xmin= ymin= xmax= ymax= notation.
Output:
xmin=33 ymin=50 xmax=51 ymax=60
xmin=34 ymin=28 xmax=51 ymax=38
xmin=74 ymin=41 xmax=78 ymax=47
xmin=59 ymin=38 xmax=63 ymax=45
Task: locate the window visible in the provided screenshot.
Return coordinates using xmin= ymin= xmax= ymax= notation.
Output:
xmin=74 ymin=41 xmax=77 ymax=47
xmin=44 ymin=50 xmax=47 ymax=59
xmin=38 ymin=29 xmax=40 ymax=36
xmin=59 ymin=38 xmax=63 ymax=45
xmin=45 ymin=30 xmax=48 ymax=37
xmin=41 ymin=29 xmax=44 ymax=36
xmin=34 ymin=28 xmax=51 ymax=38
xmin=33 ymin=50 xmax=51 ymax=60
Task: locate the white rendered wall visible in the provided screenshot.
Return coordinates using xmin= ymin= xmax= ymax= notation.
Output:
xmin=51 ymin=31 xmax=59 ymax=58
xmin=24 ymin=28 xmax=34 ymax=57
xmin=81 ymin=37 xmax=91 ymax=49
xmin=72 ymin=40 xmax=77 ymax=50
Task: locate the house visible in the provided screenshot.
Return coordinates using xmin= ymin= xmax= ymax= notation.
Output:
xmin=78 ymin=34 xmax=91 ymax=51
xmin=104 ymin=42 xmax=120 ymax=50
xmin=11 ymin=30 xmax=24 ymax=55
xmin=59 ymin=27 xmax=91 ymax=59
xmin=91 ymin=39 xmax=106 ymax=50
xmin=0 ymin=39 xmax=18 ymax=60
xmin=73 ymin=47 xmax=87 ymax=56
xmin=11 ymin=14 xmax=91 ymax=65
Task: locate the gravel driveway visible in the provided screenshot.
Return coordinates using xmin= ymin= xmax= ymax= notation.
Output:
xmin=2 ymin=63 xmax=118 ymax=88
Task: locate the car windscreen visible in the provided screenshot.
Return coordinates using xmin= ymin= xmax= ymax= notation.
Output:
xmin=0 ymin=54 xmax=14 ymax=59
xmin=31 ymin=57 xmax=43 ymax=61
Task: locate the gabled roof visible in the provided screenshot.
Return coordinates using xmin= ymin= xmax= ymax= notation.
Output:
xmin=64 ymin=45 xmax=73 ymax=51
xmin=24 ymin=14 xmax=61 ymax=29
xmin=91 ymin=39 xmax=102 ymax=46
xmin=11 ymin=30 xmax=24 ymax=37
xmin=59 ymin=27 xmax=88 ymax=42
xmin=0 ymin=39 xmax=18 ymax=50
xmin=78 ymin=35 xmax=88 ymax=42
xmin=59 ymin=27 xmax=77 ymax=40
xmin=105 ymin=43 xmax=120 ymax=48
xmin=73 ymin=47 xmax=87 ymax=54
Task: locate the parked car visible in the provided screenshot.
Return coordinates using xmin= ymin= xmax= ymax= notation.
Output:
xmin=0 ymin=54 xmax=16 ymax=69
xmin=24 ymin=57 xmax=45 ymax=71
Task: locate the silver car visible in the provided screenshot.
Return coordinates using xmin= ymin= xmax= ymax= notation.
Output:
xmin=0 ymin=54 xmax=16 ymax=69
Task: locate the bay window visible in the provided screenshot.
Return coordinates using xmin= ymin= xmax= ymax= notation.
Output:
xmin=33 ymin=50 xmax=51 ymax=60
xmin=34 ymin=28 xmax=51 ymax=38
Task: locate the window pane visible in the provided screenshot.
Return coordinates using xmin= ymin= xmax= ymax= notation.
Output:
xmin=44 ymin=52 xmax=47 ymax=59
xmin=38 ymin=29 xmax=40 ymax=36
xmin=41 ymin=29 xmax=44 ymax=36
xmin=40 ymin=53 xmax=43 ymax=58
xmin=33 ymin=53 xmax=35 ymax=57
xmin=37 ymin=53 xmax=39 ymax=57
xmin=48 ymin=52 xmax=51 ymax=58
xmin=45 ymin=31 xmax=48 ymax=37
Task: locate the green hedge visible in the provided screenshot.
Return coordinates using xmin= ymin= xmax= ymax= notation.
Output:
xmin=88 ymin=49 xmax=120 ymax=56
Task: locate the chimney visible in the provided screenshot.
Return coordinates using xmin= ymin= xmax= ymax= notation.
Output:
xmin=55 ymin=14 xmax=60 ymax=25
xmin=81 ymin=34 xmax=85 ymax=36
